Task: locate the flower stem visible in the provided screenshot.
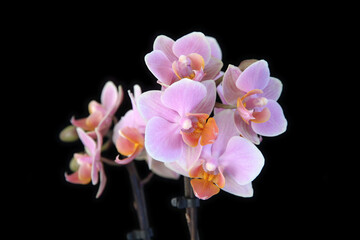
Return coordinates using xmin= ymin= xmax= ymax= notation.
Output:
xmin=100 ymin=157 xmax=121 ymax=167
xmin=214 ymin=102 xmax=237 ymax=109
xmin=184 ymin=177 xmax=199 ymax=240
xmin=126 ymin=161 xmax=151 ymax=240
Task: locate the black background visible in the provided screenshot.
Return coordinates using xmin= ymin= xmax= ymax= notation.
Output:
xmin=12 ymin=4 xmax=349 ymax=239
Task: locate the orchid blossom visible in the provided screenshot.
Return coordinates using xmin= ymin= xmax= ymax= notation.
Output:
xmin=137 ymin=79 xmax=217 ymax=170
xmin=65 ymin=128 xmax=107 ymax=198
xmin=145 ymin=32 xmax=223 ymax=87
xmin=71 ymin=81 xmax=123 ymax=138
xmin=220 ymin=60 xmax=287 ymax=144
xmin=112 ymin=85 xmax=179 ymax=179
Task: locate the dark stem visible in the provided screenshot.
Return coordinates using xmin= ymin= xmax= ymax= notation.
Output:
xmin=126 ymin=161 xmax=151 ymax=240
xmin=214 ymin=102 xmax=237 ymax=109
xmin=184 ymin=177 xmax=199 ymax=240
xmin=101 ymin=157 xmax=121 ymax=167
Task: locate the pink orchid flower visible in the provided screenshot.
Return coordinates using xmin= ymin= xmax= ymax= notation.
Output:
xmin=112 ymin=85 xmax=179 ymax=179
xmin=65 ymin=128 xmax=107 ymax=198
xmin=220 ymin=60 xmax=287 ymax=144
xmin=137 ymin=79 xmax=217 ymax=170
xmin=71 ymin=81 xmax=123 ymax=138
xmin=168 ymin=110 xmax=264 ymax=200
xmin=145 ymin=32 xmax=223 ymax=87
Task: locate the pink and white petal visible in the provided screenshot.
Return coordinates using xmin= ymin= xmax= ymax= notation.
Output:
xmin=191 ymin=178 xmax=220 ymax=200
xmin=252 ymin=100 xmax=287 ymax=137
xmin=137 ymin=90 xmax=179 ymax=123
xmin=222 ymin=65 xmax=245 ymax=105
xmin=101 ymin=81 xmax=123 ymax=113
xmin=177 ymin=143 xmax=202 ymax=173
xmin=74 ymin=153 xmax=92 ymax=165
xmin=220 ymin=136 xmax=264 ymax=185
xmin=234 ymin=112 xmax=261 ymax=145
xmin=206 ymin=36 xmax=222 ymax=60
xmin=173 ymin=32 xmax=211 ymax=64
xmin=222 ymin=179 xmax=254 ymax=198
xmin=96 ymin=164 xmax=107 ymax=198
xmin=145 ymin=117 xmax=183 ymax=162
xmin=71 ymin=117 xmax=92 ymax=131
xmin=149 ymin=160 xmax=180 ymax=179
xmin=76 ymin=128 xmax=96 ymax=155
xmin=145 ymin=50 xmax=175 ymax=85
xmin=153 ymin=35 xmax=177 ymax=62
xmin=212 ymin=110 xmax=238 ymax=158
xmin=91 ymin=129 xmax=103 ymax=185
xmin=161 ymin=79 xmax=207 ymax=117
xmin=262 ymin=77 xmax=283 ymax=101
xmin=236 ymin=60 xmax=270 ymax=93
xmin=202 ymin=57 xmax=223 ymax=81
xmin=78 ymin=163 xmax=93 ymax=183
xmin=191 ymin=80 xmax=216 ymax=115
xmin=65 ymin=171 xmax=88 ymax=184
xmin=165 ymin=161 xmax=189 ymax=177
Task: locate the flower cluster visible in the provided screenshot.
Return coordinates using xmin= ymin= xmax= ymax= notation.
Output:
xmin=61 ymin=32 xmax=287 ymax=200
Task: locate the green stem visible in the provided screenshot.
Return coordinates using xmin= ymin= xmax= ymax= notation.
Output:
xmin=214 ymin=102 xmax=237 ymax=109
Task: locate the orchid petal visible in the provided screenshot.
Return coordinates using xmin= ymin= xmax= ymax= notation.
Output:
xmin=74 ymin=153 xmax=92 ymax=164
xmin=71 ymin=117 xmax=92 ymax=131
xmin=220 ymin=136 xmax=264 ymax=185
xmin=173 ymin=32 xmax=211 ymax=64
xmin=153 ymin=35 xmax=177 ymax=62
xmin=236 ymin=60 xmax=270 ymax=92
xmin=252 ymin=100 xmax=287 ymax=136
xmin=222 ymin=65 xmax=245 ymax=105
xmin=202 ymin=57 xmax=223 ymax=81
xmin=91 ymin=129 xmax=102 ymax=185
xmin=222 ymin=180 xmax=254 ymax=198
xmin=178 ymin=142 xmax=202 ymax=172
xmin=234 ymin=113 xmax=261 ymax=144
xmin=161 ymin=79 xmax=207 ymax=117
xmin=211 ymin=110 xmax=238 ymax=157
xmin=191 ymin=80 xmax=216 ymax=115
xmin=191 ymin=178 xmax=220 ymax=200
xmin=144 ymin=117 xmax=183 ymax=162
xmin=96 ymin=164 xmax=107 ymax=198
xmin=206 ymin=36 xmax=222 ymax=60
xmin=200 ymin=117 xmax=219 ymax=146
xmin=262 ymin=77 xmax=283 ymax=101
xmin=101 ymin=81 xmax=122 ymax=113
xmin=149 ymin=159 xmax=180 ymax=179
xmin=252 ymin=107 xmax=271 ymax=123
xmin=65 ymin=171 xmax=90 ymax=185
xmin=145 ymin=50 xmax=176 ymax=85
xmin=76 ymin=128 xmax=96 ymax=155
xmin=137 ymin=90 xmax=179 ymax=122
xmin=78 ymin=163 xmax=92 ymax=183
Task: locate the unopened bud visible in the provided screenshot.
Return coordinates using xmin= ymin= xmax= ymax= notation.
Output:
xmin=238 ymin=59 xmax=258 ymax=71
xmin=69 ymin=156 xmax=79 ymax=172
xmin=59 ymin=125 xmax=79 ymax=142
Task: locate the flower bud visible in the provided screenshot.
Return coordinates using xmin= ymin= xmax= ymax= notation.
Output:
xmin=69 ymin=156 xmax=79 ymax=172
xmin=59 ymin=125 xmax=79 ymax=142
xmin=238 ymin=59 xmax=258 ymax=71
